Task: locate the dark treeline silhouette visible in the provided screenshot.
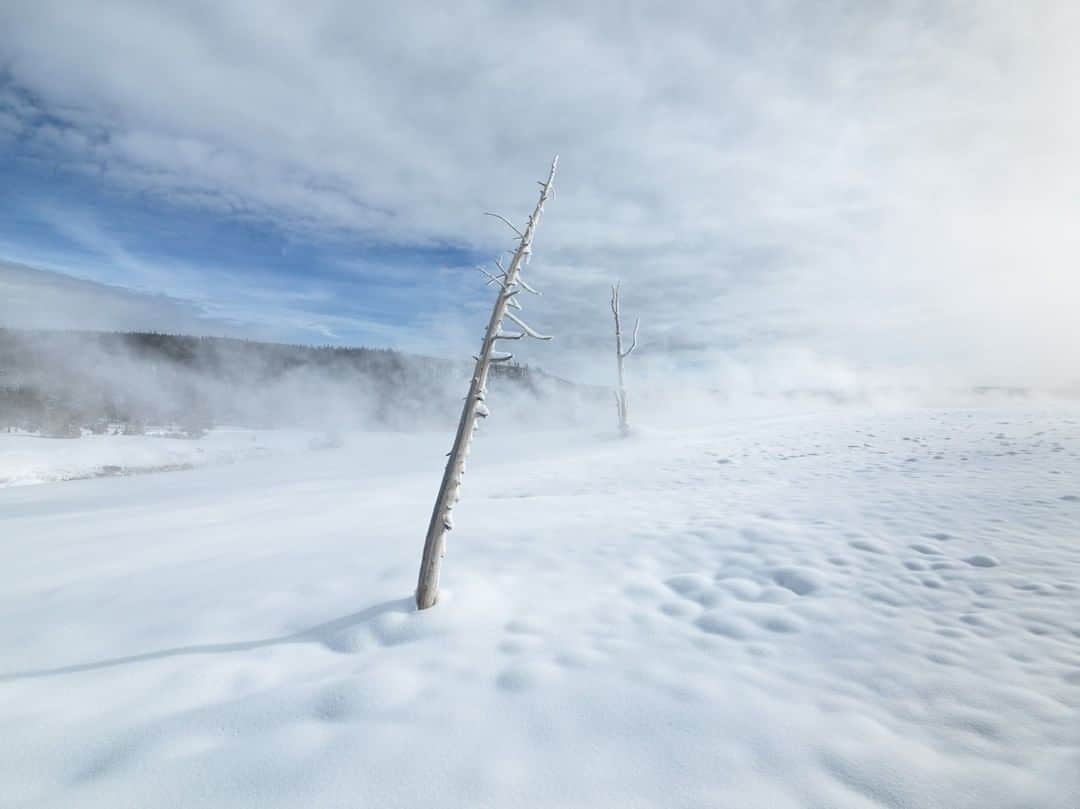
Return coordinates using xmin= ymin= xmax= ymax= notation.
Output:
xmin=0 ymin=329 xmax=567 ymax=437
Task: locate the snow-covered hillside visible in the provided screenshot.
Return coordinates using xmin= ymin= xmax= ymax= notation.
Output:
xmin=1 ymin=407 xmax=1078 ymax=808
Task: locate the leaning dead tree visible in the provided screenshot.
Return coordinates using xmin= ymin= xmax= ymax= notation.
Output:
xmin=415 ymin=156 xmax=559 ymax=610
xmin=611 ymin=281 xmax=639 ymax=435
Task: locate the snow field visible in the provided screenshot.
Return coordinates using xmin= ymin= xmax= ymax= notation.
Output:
xmin=0 ymin=429 xmax=321 ymax=487
xmin=0 ymin=407 xmax=1078 ymax=808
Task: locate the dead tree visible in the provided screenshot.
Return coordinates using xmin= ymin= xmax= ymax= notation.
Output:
xmin=415 ymin=157 xmax=559 ymax=610
xmin=611 ymin=281 xmax=639 ymax=435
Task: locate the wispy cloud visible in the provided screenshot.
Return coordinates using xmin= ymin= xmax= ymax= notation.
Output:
xmin=1 ymin=1 xmax=1077 ymax=389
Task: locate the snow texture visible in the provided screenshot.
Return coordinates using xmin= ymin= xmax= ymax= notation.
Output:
xmin=0 ymin=429 xmax=319 ymax=488
xmin=1 ymin=407 xmax=1078 ymax=808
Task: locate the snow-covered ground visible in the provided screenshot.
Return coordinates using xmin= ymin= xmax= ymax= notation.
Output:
xmin=1 ymin=407 xmax=1078 ymax=808
xmin=0 ymin=429 xmax=326 ymax=488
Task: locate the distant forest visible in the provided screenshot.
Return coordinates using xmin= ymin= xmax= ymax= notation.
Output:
xmin=0 ymin=329 xmax=578 ymax=437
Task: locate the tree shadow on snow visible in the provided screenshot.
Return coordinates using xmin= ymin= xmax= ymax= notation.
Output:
xmin=0 ymin=596 xmax=414 ymax=683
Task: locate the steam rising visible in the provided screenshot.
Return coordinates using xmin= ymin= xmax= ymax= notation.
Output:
xmin=0 ymin=329 xmax=606 ymax=437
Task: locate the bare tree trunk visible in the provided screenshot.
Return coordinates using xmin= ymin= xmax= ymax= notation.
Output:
xmin=415 ymin=157 xmax=558 ymax=610
xmin=611 ymin=281 xmax=638 ymax=436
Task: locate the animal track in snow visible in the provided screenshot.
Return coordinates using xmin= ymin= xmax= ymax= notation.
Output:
xmin=909 ymin=543 xmax=943 ymax=555
xmin=770 ymin=567 xmax=823 ymax=596
xmin=849 ymin=539 xmax=885 ymax=554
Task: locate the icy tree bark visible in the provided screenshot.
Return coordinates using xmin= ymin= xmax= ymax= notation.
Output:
xmin=611 ymin=281 xmax=639 ymax=435
xmin=415 ymin=157 xmax=558 ymax=610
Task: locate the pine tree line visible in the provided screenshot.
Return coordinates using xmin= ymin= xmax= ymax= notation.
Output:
xmin=0 ymin=329 xmax=556 ymax=437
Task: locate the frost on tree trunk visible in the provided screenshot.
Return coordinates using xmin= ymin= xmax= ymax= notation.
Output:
xmin=611 ymin=281 xmax=639 ymax=436
xmin=415 ymin=157 xmax=559 ymax=610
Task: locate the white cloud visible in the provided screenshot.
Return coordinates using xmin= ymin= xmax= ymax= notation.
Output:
xmin=0 ymin=259 xmax=222 ymax=334
xmin=1 ymin=0 xmax=1077 ymax=390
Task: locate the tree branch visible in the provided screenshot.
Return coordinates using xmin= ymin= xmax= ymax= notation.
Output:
xmin=505 ymin=311 xmax=553 ymax=341
xmin=483 ymin=212 xmax=523 ymax=238
xmin=620 ymin=318 xmax=640 ymax=358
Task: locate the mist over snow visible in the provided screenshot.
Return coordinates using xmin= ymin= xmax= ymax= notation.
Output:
xmin=1 ymin=1 xmax=1077 ymax=398
xmin=0 ymin=328 xmax=605 ymax=441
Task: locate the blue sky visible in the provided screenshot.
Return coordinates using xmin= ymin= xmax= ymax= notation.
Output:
xmin=1 ymin=1 xmax=1077 ymax=388
xmin=0 ymin=81 xmax=485 ymax=347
